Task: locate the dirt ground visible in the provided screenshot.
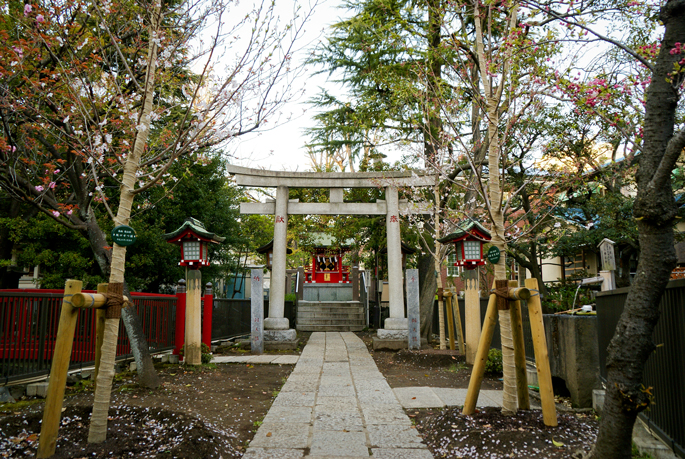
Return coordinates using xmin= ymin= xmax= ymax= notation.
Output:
xmin=0 ymin=331 xmax=598 ymax=458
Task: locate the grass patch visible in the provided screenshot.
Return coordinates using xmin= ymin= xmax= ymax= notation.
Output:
xmin=0 ymin=398 xmax=43 ymax=413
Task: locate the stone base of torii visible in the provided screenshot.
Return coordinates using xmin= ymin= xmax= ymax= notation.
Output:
xmin=227 ymin=165 xmax=434 ymax=348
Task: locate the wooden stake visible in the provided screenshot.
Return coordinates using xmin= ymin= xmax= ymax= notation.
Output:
xmin=495 ymin=279 xmax=510 ymax=310
xmin=437 ymin=288 xmax=446 ymax=350
xmin=452 ymin=291 xmax=466 ymax=355
xmin=93 ymin=283 xmax=107 ymax=389
xmin=445 ymin=291 xmax=456 ymax=351
xmin=525 ymin=278 xmax=557 ymax=426
xmin=509 ymin=280 xmax=530 ymax=410
xmin=463 ymin=291 xmax=498 ymax=415
xmin=38 ymin=280 xmax=82 ymax=458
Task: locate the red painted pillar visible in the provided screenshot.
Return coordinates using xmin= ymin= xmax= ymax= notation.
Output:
xmin=174 ymin=279 xmax=186 ymax=355
xmin=202 ymin=282 xmax=213 ymax=349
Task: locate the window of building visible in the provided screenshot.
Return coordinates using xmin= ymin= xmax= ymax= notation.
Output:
xmin=447 ymin=253 xmax=461 ymax=277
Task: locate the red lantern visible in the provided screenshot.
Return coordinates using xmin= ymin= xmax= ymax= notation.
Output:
xmin=438 ymin=220 xmax=491 ymax=270
xmin=164 ymin=218 xmax=225 ymax=269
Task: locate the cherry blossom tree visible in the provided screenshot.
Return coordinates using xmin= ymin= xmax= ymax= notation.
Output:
xmin=0 ymin=0 xmax=314 ymax=443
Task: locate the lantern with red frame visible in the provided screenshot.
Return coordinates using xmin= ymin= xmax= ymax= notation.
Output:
xmin=164 ymin=218 xmax=225 ymax=269
xmin=438 ymin=220 xmax=491 ymax=270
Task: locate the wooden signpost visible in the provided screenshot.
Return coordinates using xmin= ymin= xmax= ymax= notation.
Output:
xmin=37 ymin=280 xmax=130 ymax=458
xmin=462 ymin=278 xmax=557 ymax=426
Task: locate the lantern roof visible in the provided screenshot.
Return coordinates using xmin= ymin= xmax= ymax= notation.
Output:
xmin=255 ymin=240 xmax=293 ymax=254
xmin=163 ymin=217 xmax=225 ymax=244
xmin=438 ymin=220 xmax=491 ymax=244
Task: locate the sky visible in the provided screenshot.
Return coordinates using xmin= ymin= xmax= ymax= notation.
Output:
xmin=226 ymin=0 xmax=341 ymax=172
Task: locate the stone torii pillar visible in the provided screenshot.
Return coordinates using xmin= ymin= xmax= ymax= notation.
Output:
xmin=264 ymin=185 xmax=297 ymax=346
xmin=381 ymin=186 xmax=407 ymax=334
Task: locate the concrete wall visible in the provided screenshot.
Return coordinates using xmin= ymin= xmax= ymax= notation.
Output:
xmin=303 ymin=284 xmax=354 ymax=302
xmin=543 ymin=314 xmax=600 ymax=408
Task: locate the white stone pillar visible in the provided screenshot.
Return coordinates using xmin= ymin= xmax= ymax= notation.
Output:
xmin=265 ymin=185 xmax=289 ymax=330
xmin=384 ymin=185 xmax=407 ymax=330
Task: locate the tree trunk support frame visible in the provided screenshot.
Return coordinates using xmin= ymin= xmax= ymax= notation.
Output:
xmin=462 ymin=278 xmax=556 ymax=426
xmin=37 ymin=281 xmax=129 ymax=458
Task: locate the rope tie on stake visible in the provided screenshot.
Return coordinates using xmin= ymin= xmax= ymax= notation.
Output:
xmin=105 ymin=283 xmax=125 ymax=319
xmin=494 ymin=280 xmax=510 ymax=310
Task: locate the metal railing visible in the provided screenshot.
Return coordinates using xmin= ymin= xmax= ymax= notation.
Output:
xmin=596 ymin=280 xmax=685 ymax=458
xmin=1 ymin=289 xmax=176 ymax=385
xmin=212 ymin=298 xmax=251 ymax=340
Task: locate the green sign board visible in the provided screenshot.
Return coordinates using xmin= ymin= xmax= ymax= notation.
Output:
xmin=486 ymin=246 xmax=501 ymax=264
xmin=112 ymin=225 xmax=137 ymax=246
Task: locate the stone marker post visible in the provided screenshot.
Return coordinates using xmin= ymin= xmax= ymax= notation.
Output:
xmin=406 ymin=269 xmax=421 ymax=350
xmin=251 ymin=269 xmax=264 ymax=354
xmin=383 ymin=186 xmax=407 ymax=332
xmin=598 ymin=238 xmax=616 ymax=291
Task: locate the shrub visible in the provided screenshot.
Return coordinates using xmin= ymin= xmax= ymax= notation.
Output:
xmin=544 ymin=270 xmax=594 ymax=313
xmin=485 ymin=348 xmax=503 ymax=375
xmin=179 ymin=343 xmax=213 ymax=364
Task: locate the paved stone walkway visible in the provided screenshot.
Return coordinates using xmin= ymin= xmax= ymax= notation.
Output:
xmin=243 ymin=331 xmax=434 ymax=459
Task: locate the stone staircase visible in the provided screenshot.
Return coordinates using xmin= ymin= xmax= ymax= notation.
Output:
xmin=296 ymin=301 xmax=365 ymax=332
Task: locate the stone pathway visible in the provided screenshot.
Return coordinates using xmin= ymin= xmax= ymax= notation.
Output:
xmin=243 ymin=331 xmax=434 ymax=459
xmin=213 ymin=355 xmax=300 ymax=365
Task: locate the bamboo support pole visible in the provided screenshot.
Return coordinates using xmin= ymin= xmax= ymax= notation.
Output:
xmin=437 ymin=289 xmax=446 ymax=350
xmin=452 ymin=292 xmax=466 ymax=355
xmin=463 ymin=291 xmax=498 ymax=415
xmin=93 ymin=284 xmax=108 ymax=389
xmin=37 ymin=280 xmax=82 ymax=458
xmin=445 ymin=291 xmax=456 ymax=351
xmin=525 ymin=278 xmax=557 ymax=426
xmin=508 ymin=287 xmax=531 ymax=301
xmin=72 ymin=291 xmax=130 ymax=309
xmin=509 ymin=280 xmax=530 ymax=410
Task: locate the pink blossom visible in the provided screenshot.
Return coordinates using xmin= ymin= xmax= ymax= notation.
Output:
xmin=35 ymin=185 xmax=44 ymax=192
xmin=54 ymin=169 xmax=60 ymax=173
xmin=52 ymin=211 xmax=59 ymax=218
xmin=36 ymin=14 xmax=44 ymax=23
xmin=67 ymin=209 xmax=73 ymax=216
xmin=24 ymin=4 xmax=32 ymax=16
xmin=48 ymin=181 xmax=56 ymax=189
xmin=12 ymin=46 xmax=23 ymax=58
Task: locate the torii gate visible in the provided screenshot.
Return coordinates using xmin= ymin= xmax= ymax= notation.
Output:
xmin=227 ymin=165 xmax=434 ymax=343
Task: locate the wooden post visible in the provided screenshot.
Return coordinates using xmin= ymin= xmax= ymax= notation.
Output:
xmin=38 ymin=280 xmax=82 ymax=458
xmin=93 ymin=283 xmax=108 ymax=389
xmin=509 ymin=280 xmax=530 ymax=410
xmin=445 ymin=291 xmax=456 ymax=351
xmin=185 ymin=269 xmax=202 ymax=365
xmin=464 ymin=276 xmax=480 ymax=365
xmin=452 ymin=290 xmax=466 ymax=355
xmin=437 ymin=289 xmax=446 ymax=350
xmin=525 ymin=278 xmax=557 ymax=426
xmin=463 ymin=291 xmax=498 ymax=415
